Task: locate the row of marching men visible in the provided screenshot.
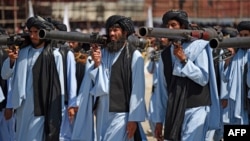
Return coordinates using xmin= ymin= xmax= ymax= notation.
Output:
xmin=0 ymin=14 xmax=149 ymax=141
xmin=0 ymin=9 xmax=250 ymax=141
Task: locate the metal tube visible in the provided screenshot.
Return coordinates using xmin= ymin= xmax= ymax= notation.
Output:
xmin=209 ymin=37 xmax=250 ymax=49
xmin=39 ymin=29 xmax=149 ymax=49
xmin=138 ymin=26 xmax=222 ymax=41
xmin=39 ymin=29 xmax=107 ymax=45
xmin=0 ymin=35 xmax=9 ymax=45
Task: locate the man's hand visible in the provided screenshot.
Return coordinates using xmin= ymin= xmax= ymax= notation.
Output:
xmin=155 ymin=123 xmax=163 ymax=141
xmin=221 ymin=99 xmax=228 ymax=109
xmin=4 ymin=108 xmax=13 ymax=120
xmin=173 ymin=41 xmax=187 ymax=62
xmin=6 ymin=46 xmax=19 ymax=68
xmin=126 ymin=121 xmax=137 ymax=139
xmin=90 ymin=44 xmax=101 ymax=68
xmin=224 ymin=48 xmax=236 ymax=69
xmin=68 ymin=107 xmax=77 ymax=123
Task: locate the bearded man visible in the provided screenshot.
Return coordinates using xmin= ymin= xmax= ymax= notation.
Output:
xmin=71 ymin=15 xmax=147 ymax=141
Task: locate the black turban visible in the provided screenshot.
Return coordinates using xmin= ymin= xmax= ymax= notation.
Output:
xmin=221 ymin=27 xmax=238 ymax=37
xmin=162 ymin=10 xmax=189 ymax=28
xmin=237 ymin=21 xmax=250 ymax=32
xmin=105 ymin=15 xmax=135 ymax=36
xmin=45 ymin=17 xmax=67 ymax=31
xmin=26 ymin=15 xmax=54 ymax=30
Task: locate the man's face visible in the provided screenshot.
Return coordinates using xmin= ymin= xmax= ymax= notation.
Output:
xmin=165 ymin=20 xmax=182 ymax=29
xmin=108 ymin=27 xmax=125 ymax=41
xmin=239 ymin=30 xmax=250 ymax=37
xmin=29 ymin=26 xmax=43 ymax=47
xmin=69 ymin=41 xmax=79 ymax=49
xmin=106 ymin=26 xmax=127 ymax=52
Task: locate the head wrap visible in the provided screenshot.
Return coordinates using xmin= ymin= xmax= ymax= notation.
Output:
xmin=162 ymin=9 xmax=189 ymax=28
xmin=45 ymin=17 xmax=67 ymax=31
xmin=105 ymin=15 xmax=135 ymax=37
xmin=26 ymin=15 xmax=54 ymax=30
xmin=237 ymin=21 xmax=250 ymax=32
xmin=221 ymin=27 xmax=238 ymax=37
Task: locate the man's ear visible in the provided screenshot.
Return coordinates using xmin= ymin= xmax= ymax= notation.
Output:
xmin=123 ymin=31 xmax=128 ymax=37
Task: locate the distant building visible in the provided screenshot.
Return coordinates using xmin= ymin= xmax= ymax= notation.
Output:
xmin=1 ymin=0 xmax=250 ymax=33
xmin=145 ymin=0 xmax=250 ymax=27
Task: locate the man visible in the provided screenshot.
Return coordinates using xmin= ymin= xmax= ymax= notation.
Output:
xmin=219 ymin=21 xmax=250 ymax=129
xmin=68 ymin=38 xmax=90 ymax=94
xmin=1 ymin=16 xmax=64 ymax=141
xmin=146 ymin=37 xmax=170 ymax=136
xmin=72 ymin=15 xmax=147 ymax=141
xmin=210 ymin=26 xmax=239 ymax=141
xmin=46 ymin=18 xmax=78 ymax=141
xmin=153 ymin=10 xmax=220 ymax=141
xmin=0 ymin=27 xmax=15 ymax=141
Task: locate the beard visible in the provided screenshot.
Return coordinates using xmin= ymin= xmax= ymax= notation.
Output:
xmin=106 ymin=36 xmax=127 ymax=53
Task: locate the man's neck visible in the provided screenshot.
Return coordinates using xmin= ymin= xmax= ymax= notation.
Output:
xmin=33 ymin=42 xmax=45 ymax=49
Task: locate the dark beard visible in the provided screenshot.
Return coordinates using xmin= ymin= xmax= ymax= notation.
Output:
xmin=106 ymin=37 xmax=126 ymax=53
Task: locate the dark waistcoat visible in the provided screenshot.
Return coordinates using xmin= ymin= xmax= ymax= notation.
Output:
xmin=109 ymin=46 xmax=135 ymax=112
xmin=0 ymin=48 xmax=8 ymax=110
xmin=162 ymin=47 xmax=211 ymax=140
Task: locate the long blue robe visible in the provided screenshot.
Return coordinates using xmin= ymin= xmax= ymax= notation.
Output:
xmin=220 ymin=49 xmax=249 ymax=125
xmin=71 ymin=57 xmax=95 ymax=141
xmin=1 ymin=46 xmax=64 ymax=141
xmin=0 ymin=87 xmax=4 ymax=102
xmin=146 ymin=58 xmax=159 ymax=136
xmin=60 ymin=50 xmax=77 ymax=141
xmin=72 ymin=45 xmax=147 ymax=141
xmin=153 ymin=40 xmax=220 ymax=141
xmin=247 ymin=49 xmax=250 ymax=98
xmin=0 ymin=78 xmax=15 ymax=141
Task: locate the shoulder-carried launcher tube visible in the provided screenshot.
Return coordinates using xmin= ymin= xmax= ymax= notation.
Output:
xmin=0 ymin=34 xmax=27 ymax=46
xmin=138 ymin=27 xmax=222 ymax=41
xmin=209 ymin=37 xmax=250 ymax=49
xmin=0 ymin=35 xmax=10 ymax=45
xmin=39 ymin=29 xmax=107 ymax=45
xmin=39 ymin=29 xmax=149 ymax=49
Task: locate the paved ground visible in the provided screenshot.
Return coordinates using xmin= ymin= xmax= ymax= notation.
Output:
xmin=141 ymin=60 xmax=156 ymax=141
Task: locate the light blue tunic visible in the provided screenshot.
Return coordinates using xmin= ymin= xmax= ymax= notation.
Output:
xmin=72 ymin=45 xmax=147 ymax=141
xmin=0 ymin=87 xmax=4 ymax=102
xmin=0 ymin=78 xmax=15 ymax=141
xmin=71 ymin=58 xmax=95 ymax=141
xmin=1 ymin=46 xmax=64 ymax=141
xmin=146 ymin=58 xmax=159 ymax=136
xmin=247 ymin=49 xmax=250 ymax=98
xmin=153 ymin=40 xmax=220 ymax=141
xmin=60 ymin=50 xmax=77 ymax=141
xmin=220 ymin=49 xmax=249 ymax=125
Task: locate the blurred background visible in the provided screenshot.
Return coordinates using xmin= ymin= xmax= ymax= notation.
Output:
xmin=1 ymin=0 xmax=250 ymax=34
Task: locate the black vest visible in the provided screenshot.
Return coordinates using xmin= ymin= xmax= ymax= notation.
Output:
xmin=0 ymin=48 xmax=8 ymax=110
xmin=162 ymin=47 xmax=211 ymax=108
xmin=109 ymin=46 xmax=136 ymax=112
xmin=162 ymin=46 xmax=211 ymax=140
